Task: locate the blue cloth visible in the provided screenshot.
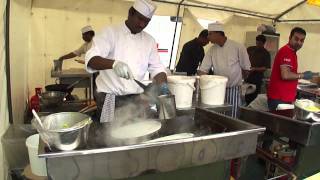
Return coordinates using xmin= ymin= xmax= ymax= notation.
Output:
xmin=159 ymin=83 xmax=170 ymax=95
xmin=303 ymin=71 xmax=313 ymax=80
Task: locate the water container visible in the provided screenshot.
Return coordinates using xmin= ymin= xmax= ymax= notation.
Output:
xmin=167 ymin=76 xmax=196 ymax=108
xmin=200 ymin=75 xmax=228 ymax=105
xmin=25 ymin=134 xmax=47 ymax=176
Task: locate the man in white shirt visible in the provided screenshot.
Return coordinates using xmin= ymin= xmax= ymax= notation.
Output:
xmin=58 ymin=25 xmax=95 ymax=64
xmin=198 ymin=22 xmax=251 ymax=117
xmin=85 ymin=0 xmax=169 ymax=122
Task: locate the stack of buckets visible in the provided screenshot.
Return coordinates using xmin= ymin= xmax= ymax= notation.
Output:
xmin=167 ymin=75 xmax=228 ymax=108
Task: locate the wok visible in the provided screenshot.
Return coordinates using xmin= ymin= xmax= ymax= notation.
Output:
xmin=45 ymin=84 xmax=73 ymax=94
xmin=45 ymin=78 xmax=87 ymax=96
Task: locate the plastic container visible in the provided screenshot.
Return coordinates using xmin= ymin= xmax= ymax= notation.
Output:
xmin=25 ymin=134 xmax=47 ymax=176
xmin=167 ymin=76 xmax=196 ymax=108
xmin=200 ymin=75 xmax=228 ymax=105
xmin=2 ymin=124 xmax=37 ymax=170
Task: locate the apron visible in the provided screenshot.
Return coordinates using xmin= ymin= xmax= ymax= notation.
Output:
xmin=225 ymin=86 xmax=242 ymax=118
xmin=96 ymin=92 xmax=148 ymax=123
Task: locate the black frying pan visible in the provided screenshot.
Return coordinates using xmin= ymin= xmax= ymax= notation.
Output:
xmin=45 ymin=78 xmax=86 ymax=95
xmin=45 ymin=84 xmax=74 ymax=94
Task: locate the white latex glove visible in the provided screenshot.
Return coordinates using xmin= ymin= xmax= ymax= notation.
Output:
xmin=112 ymin=61 xmax=134 ymax=79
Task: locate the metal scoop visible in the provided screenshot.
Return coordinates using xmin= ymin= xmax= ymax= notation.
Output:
xmin=134 ymin=79 xmax=148 ymax=91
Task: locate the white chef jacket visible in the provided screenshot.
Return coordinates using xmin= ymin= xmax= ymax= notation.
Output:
xmin=199 ymin=39 xmax=251 ymax=87
xmin=85 ymin=23 xmax=166 ymax=95
xmin=73 ymin=42 xmax=92 ymax=56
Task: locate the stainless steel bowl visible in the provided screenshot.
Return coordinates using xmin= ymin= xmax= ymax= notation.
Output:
xmin=40 ymin=91 xmax=66 ymax=107
xmin=294 ymin=100 xmax=320 ymax=121
xmin=43 ymin=112 xmax=91 ymax=151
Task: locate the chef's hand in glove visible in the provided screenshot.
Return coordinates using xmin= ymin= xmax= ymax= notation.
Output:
xmin=159 ymin=83 xmax=170 ymax=95
xmin=302 ymin=71 xmax=313 ymax=80
xmin=112 ymin=61 xmax=134 ymax=79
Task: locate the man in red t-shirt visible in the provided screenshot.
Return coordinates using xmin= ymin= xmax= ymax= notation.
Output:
xmin=267 ymin=27 xmax=313 ymax=111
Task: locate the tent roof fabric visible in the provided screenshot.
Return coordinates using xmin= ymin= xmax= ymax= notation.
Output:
xmin=146 ymin=0 xmax=320 ymax=23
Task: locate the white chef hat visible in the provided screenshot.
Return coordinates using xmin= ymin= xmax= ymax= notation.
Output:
xmin=81 ymin=25 xmax=93 ymax=34
xmin=208 ymin=22 xmax=224 ymax=32
xmin=133 ymin=0 xmax=157 ymax=19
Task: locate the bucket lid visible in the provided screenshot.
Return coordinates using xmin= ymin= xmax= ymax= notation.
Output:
xmin=167 ymin=75 xmax=196 ymax=84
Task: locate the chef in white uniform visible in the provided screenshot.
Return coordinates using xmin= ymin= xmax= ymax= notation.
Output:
xmin=85 ymin=0 xmax=169 ymax=122
xmin=58 ymin=25 xmax=95 ymax=64
xmin=198 ymin=22 xmax=251 ymax=117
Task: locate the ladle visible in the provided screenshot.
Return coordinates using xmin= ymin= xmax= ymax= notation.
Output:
xmin=32 ymin=109 xmax=44 ymax=129
xmin=31 ymin=109 xmax=52 ymax=150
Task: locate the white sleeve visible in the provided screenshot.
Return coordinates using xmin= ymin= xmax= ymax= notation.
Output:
xmin=147 ymin=39 xmax=166 ymax=79
xmin=239 ymin=44 xmax=251 ymax=70
xmin=73 ymin=43 xmax=85 ymax=56
xmin=85 ymin=27 xmax=114 ymax=73
xmin=199 ymin=47 xmax=213 ymax=73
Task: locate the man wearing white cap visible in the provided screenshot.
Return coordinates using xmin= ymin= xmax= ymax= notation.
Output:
xmin=198 ymin=22 xmax=251 ymax=117
xmin=57 ymin=25 xmax=95 ymax=64
xmin=85 ymin=0 xmax=169 ymax=122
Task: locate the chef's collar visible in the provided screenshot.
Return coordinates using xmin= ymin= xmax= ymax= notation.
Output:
xmin=122 ymin=22 xmax=132 ymax=34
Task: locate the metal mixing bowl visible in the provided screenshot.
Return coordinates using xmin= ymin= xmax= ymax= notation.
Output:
xmin=40 ymin=91 xmax=66 ymax=107
xmin=43 ymin=112 xmax=91 ymax=151
xmin=294 ymin=100 xmax=320 ymax=121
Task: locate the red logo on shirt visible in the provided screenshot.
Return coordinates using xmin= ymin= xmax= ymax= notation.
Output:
xmin=283 ymin=58 xmax=291 ymax=62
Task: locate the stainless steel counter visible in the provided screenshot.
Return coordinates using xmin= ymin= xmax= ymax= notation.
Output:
xmin=240 ymin=107 xmax=320 ymax=146
xmin=38 ymin=107 xmax=264 ymax=179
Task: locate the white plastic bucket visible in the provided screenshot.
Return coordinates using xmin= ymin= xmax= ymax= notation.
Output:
xmin=167 ymin=76 xmax=196 ymax=108
xmin=26 ymin=134 xmax=47 ymax=176
xmin=200 ymin=75 xmax=228 ymax=105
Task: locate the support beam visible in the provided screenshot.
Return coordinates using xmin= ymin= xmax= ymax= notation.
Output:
xmin=168 ymin=0 xmax=184 ymax=69
xmin=278 ymin=19 xmax=320 ymax=23
xmin=273 ymin=0 xmax=306 ymax=22
xmin=153 ymin=0 xmax=274 ymax=20
xmin=5 ymin=0 xmax=13 ymax=124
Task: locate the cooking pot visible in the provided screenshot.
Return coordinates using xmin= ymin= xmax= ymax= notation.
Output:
xmin=294 ymin=99 xmax=320 ymax=121
xmin=42 ymin=112 xmax=92 ymax=151
xmin=39 ymin=91 xmax=66 ymax=107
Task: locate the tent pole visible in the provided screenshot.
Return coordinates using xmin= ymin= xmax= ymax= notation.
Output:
xmin=5 ymin=0 xmax=13 ymax=124
xmin=274 ymin=0 xmax=306 ymax=22
xmin=278 ymin=19 xmax=320 ymax=23
xmin=168 ymin=0 xmax=184 ymax=70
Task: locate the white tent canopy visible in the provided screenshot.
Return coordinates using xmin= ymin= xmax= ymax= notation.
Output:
xmin=150 ymin=0 xmax=320 ymax=23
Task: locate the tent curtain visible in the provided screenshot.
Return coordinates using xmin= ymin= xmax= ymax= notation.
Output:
xmin=0 ymin=0 xmax=10 ymax=179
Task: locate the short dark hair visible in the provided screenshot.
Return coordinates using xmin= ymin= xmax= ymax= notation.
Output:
xmin=256 ymin=34 xmax=266 ymax=43
xmin=198 ymin=30 xmax=208 ymax=38
xmin=290 ymin=27 xmax=306 ymax=38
